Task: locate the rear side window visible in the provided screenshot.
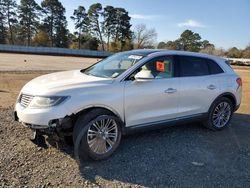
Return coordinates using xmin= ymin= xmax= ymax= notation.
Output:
xmin=178 ymin=56 xmax=209 ymax=77
xmin=207 ymin=60 xmax=224 ymax=74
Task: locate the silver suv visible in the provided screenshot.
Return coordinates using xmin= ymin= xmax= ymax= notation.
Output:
xmin=15 ymin=50 xmax=242 ymax=160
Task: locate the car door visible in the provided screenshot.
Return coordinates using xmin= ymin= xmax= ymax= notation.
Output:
xmin=176 ymin=55 xmax=221 ymax=117
xmin=124 ymin=56 xmax=180 ymax=127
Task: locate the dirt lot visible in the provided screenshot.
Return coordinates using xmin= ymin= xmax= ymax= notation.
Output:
xmin=0 ymin=53 xmax=99 ymax=71
xmin=0 ymin=53 xmax=250 ymax=187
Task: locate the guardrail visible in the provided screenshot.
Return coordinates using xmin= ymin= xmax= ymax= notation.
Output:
xmin=0 ymin=44 xmax=112 ymax=58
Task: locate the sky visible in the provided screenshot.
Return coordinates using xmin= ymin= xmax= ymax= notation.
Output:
xmin=33 ymin=0 xmax=250 ymax=49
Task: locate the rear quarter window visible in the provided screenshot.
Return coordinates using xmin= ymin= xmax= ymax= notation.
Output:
xmin=207 ymin=59 xmax=224 ymax=74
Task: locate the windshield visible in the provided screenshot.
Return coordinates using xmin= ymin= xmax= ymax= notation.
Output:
xmin=83 ymin=53 xmax=144 ymax=78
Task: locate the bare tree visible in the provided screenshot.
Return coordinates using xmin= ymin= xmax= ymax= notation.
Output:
xmin=134 ymin=24 xmax=157 ymax=49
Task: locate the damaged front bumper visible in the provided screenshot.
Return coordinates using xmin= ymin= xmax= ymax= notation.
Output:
xmin=14 ymin=110 xmax=74 ymax=136
xmin=14 ymin=102 xmax=74 ymax=131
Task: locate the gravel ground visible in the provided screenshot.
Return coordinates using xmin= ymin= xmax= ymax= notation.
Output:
xmin=0 ymin=53 xmax=250 ymax=187
xmin=0 ymin=107 xmax=141 ymax=187
xmin=0 ymin=107 xmax=250 ymax=187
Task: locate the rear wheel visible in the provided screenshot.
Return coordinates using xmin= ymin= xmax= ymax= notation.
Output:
xmin=73 ymin=109 xmax=122 ymax=160
xmin=203 ymin=97 xmax=233 ymax=130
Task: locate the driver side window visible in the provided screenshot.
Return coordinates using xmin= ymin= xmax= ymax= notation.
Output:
xmin=129 ymin=56 xmax=174 ymax=80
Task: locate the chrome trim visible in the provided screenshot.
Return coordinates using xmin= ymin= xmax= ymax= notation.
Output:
xmin=19 ymin=94 xmax=34 ymax=108
xmin=21 ymin=121 xmax=50 ymax=129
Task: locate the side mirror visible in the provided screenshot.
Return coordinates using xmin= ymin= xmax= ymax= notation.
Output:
xmin=134 ymin=70 xmax=154 ymax=81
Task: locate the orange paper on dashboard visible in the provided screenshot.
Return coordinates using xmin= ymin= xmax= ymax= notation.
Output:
xmin=156 ymin=61 xmax=165 ymax=72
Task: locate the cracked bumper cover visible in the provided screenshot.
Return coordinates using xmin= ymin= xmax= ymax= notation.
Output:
xmin=14 ymin=103 xmax=73 ymax=130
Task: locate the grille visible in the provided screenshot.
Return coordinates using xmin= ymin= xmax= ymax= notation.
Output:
xmin=19 ymin=94 xmax=34 ymax=108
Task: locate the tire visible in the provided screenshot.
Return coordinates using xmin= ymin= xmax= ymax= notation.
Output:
xmin=203 ymin=97 xmax=234 ymax=131
xmin=73 ymin=109 xmax=122 ymax=160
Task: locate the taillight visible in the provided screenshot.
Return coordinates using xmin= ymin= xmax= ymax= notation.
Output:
xmin=236 ymin=77 xmax=242 ymax=87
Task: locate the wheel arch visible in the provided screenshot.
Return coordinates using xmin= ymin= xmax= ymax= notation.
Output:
xmin=74 ymin=105 xmax=124 ymax=124
xmin=211 ymin=92 xmax=237 ymax=111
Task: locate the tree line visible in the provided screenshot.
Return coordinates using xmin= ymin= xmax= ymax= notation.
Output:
xmin=0 ymin=0 xmax=70 ymax=47
xmin=0 ymin=0 xmax=158 ymax=52
xmin=157 ymin=30 xmax=250 ymax=59
xmin=0 ymin=0 xmax=139 ymax=51
xmin=0 ymin=0 xmax=249 ymax=57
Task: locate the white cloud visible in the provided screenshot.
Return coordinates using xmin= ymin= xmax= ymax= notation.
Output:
xmin=129 ymin=14 xmax=159 ymax=20
xmin=177 ymin=19 xmax=206 ymax=28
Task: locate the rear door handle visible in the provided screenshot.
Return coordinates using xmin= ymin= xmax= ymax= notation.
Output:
xmin=164 ymin=88 xmax=177 ymax=94
xmin=207 ymin=84 xmax=216 ymax=90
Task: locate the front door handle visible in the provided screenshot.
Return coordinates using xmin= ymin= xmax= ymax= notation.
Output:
xmin=207 ymin=84 xmax=216 ymax=90
xmin=164 ymin=88 xmax=177 ymax=94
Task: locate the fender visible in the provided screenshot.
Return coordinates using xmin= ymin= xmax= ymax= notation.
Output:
xmin=209 ymin=92 xmax=237 ymax=111
xmin=73 ymin=104 xmax=124 ymax=123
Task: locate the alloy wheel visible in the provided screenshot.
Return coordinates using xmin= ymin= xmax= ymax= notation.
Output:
xmin=212 ymin=101 xmax=232 ymax=128
xmin=87 ymin=117 xmax=118 ymax=154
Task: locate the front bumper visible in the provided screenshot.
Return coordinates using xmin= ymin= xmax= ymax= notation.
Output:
xmin=14 ymin=103 xmax=70 ymax=129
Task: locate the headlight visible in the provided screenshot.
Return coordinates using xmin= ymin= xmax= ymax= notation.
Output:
xmin=29 ymin=96 xmax=70 ymax=108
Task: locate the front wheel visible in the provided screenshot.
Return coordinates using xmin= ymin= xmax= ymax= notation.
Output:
xmin=73 ymin=109 xmax=122 ymax=160
xmin=203 ymin=97 xmax=234 ymax=131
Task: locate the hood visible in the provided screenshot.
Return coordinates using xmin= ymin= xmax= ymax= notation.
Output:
xmin=21 ymin=70 xmax=114 ymax=95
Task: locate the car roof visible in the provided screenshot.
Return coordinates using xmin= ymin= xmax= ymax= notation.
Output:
xmin=123 ymin=49 xmax=225 ymax=61
xmin=122 ymin=49 xmax=164 ymax=56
